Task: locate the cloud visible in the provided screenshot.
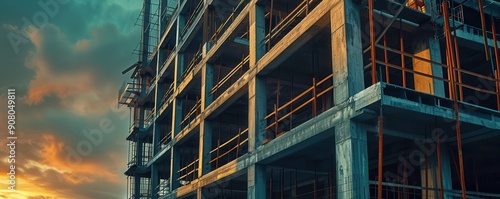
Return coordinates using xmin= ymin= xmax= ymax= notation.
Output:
xmin=22 ymin=23 xmax=138 ymax=115
xmin=0 ymin=132 xmax=126 ymax=199
xmin=0 ymin=1 xmax=140 ymax=198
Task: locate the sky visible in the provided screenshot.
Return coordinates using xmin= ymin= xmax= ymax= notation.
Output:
xmin=0 ymin=0 xmax=143 ymax=198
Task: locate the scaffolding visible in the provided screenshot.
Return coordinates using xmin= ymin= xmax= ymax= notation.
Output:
xmin=367 ymin=0 xmax=500 ymax=198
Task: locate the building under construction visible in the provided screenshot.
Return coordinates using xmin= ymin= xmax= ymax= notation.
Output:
xmin=118 ymin=0 xmax=500 ymax=198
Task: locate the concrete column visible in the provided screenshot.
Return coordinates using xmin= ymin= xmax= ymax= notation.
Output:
xmin=330 ymin=0 xmax=363 ymax=104
xmin=170 ymin=146 xmax=181 ymax=191
xmin=248 ymin=1 xmax=266 ymax=67
xmin=202 ymin=44 xmax=214 ymax=108
xmin=198 ymin=120 xmax=212 ymax=176
xmin=248 ymin=164 xmax=266 ymax=199
xmin=335 ymin=120 xmax=369 ymax=198
xmin=177 ymin=12 xmax=186 ymax=44
xmin=135 ymin=140 xmax=143 ymax=199
xmin=429 ymin=38 xmax=445 ymax=97
xmin=420 ymin=143 xmax=453 ymax=198
xmin=134 ymin=175 xmax=141 ymax=199
xmin=174 ymin=52 xmax=185 ymax=88
xmin=411 ymin=35 xmax=446 ymax=96
xmin=172 ymin=97 xmax=183 ymax=136
xmin=247 ymin=2 xmax=267 ymax=199
xmin=247 ymin=0 xmax=267 ymax=152
xmin=330 ymin=1 xmax=368 ymax=196
xmin=151 ymin=163 xmax=159 ymax=199
xmin=423 ymin=0 xmax=445 ymax=97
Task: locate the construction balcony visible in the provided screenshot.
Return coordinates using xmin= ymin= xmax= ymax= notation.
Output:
xmin=261 ymin=27 xmax=333 ymax=144
xmin=264 ymin=0 xmax=323 ymax=51
xmin=175 ymin=132 xmax=200 ymax=188
xmin=118 ymin=80 xmax=141 ymax=107
xmin=207 ymin=95 xmax=249 ymax=171
xmin=363 ymin=5 xmax=500 ymax=111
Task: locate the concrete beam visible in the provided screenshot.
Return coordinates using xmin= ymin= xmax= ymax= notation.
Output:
xmin=171 ymin=83 xmax=382 ymax=198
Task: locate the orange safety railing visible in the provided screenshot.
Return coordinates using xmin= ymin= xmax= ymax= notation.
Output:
xmin=263 ymin=0 xmax=320 ymax=50
xmin=264 ymin=74 xmax=334 ymax=140
xmin=210 ymin=55 xmax=250 ymax=97
xmin=180 ymin=98 xmax=201 ymax=128
xmin=367 ymin=0 xmax=500 ymax=111
xmin=209 ymin=128 xmax=248 ymax=169
xmin=209 ymin=0 xmax=248 ymax=43
xmin=368 ymin=34 xmax=500 ymax=110
xmin=177 ymin=158 xmax=199 ymax=183
xmin=180 ymin=45 xmax=203 ymax=81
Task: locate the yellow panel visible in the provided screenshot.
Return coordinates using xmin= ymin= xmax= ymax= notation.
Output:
xmin=413 ymin=49 xmax=434 ymax=94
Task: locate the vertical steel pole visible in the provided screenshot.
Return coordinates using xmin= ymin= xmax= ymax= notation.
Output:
xmin=400 ymin=21 xmax=406 ymax=88
xmin=384 ymin=34 xmax=390 ymax=83
xmin=369 ymin=0 xmax=377 ymax=84
xmin=443 ymin=2 xmax=467 ymax=198
xmin=436 ymin=133 xmax=444 ymax=199
xmin=478 ymin=0 xmax=490 ymax=61
xmin=377 ymin=115 xmax=384 ymax=199
xmin=491 ymin=20 xmax=500 ymax=111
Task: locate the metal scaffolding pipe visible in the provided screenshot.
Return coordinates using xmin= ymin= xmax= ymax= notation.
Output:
xmin=369 ymin=0 xmax=377 ymax=84
xmin=384 ymin=34 xmax=390 ymax=84
xmin=478 ymin=0 xmax=490 ymax=61
xmin=400 ymin=20 xmax=406 ymax=88
xmin=436 ymin=132 xmax=444 ymax=199
xmin=492 ymin=19 xmax=500 ymax=111
xmin=377 ymin=115 xmax=384 ymax=199
xmin=443 ymin=2 xmax=467 ymax=198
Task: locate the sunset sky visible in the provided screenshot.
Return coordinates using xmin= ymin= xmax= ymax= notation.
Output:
xmin=0 ymin=1 xmax=142 ymax=198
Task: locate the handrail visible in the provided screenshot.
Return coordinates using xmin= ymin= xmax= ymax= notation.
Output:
xmin=209 ymin=128 xmax=248 ymax=154
xmin=374 ymin=44 xmax=499 ymax=85
xmin=209 ymin=0 xmax=247 ymax=42
xmin=210 ymin=55 xmax=250 ymax=95
xmin=180 ymin=46 xmax=203 ymax=80
xmin=264 ymin=0 xmax=317 ymax=44
xmin=177 ymin=158 xmax=199 ymax=180
xmin=264 ymin=74 xmax=333 ymax=136
xmin=161 ymin=83 xmax=175 ymax=105
xmin=264 ymin=74 xmax=333 ymax=120
xmin=144 ymin=109 xmax=156 ymax=128
xmin=158 ymin=131 xmax=172 ymax=151
xmin=209 ymin=128 xmax=249 ymax=168
xmin=180 ymin=99 xmax=201 ymax=125
xmin=180 ymin=0 xmax=204 ymax=37
xmin=160 ymin=6 xmax=177 ymax=36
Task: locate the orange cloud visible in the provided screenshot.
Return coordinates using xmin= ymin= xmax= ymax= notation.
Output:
xmin=33 ymin=134 xmax=121 ymax=184
xmin=0 ymin=133 xmax=125 ymax=199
